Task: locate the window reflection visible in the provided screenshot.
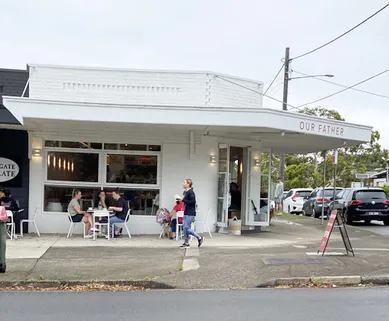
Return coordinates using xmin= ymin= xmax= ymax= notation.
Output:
xmin=106 ymin=154 xmax=157 ymax=184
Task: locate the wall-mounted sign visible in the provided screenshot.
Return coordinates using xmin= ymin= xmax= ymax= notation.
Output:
xmin=299 ymin=121 xmax=344 ymax=137
xmin=0 ymin=157 xmax=20 ymax=184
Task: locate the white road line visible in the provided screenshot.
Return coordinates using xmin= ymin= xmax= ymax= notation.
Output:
xmin=182 ymin=258 xmax=200 ymax=271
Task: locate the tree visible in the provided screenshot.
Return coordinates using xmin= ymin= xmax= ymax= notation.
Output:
xmin=282 ymin=107 xmax=389 ymax=188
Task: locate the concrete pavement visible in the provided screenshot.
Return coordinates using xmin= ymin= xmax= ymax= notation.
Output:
xmin=2 ymin=215 xmax=389 ymax=289
xmin=1 ymin=288 xmax=389 ymax=321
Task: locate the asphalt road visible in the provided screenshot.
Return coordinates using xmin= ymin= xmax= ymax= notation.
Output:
xmin=351 ymin=220 xmax=389 ymax=236
xmin=1 ymin=288 xmax=389 ymax=321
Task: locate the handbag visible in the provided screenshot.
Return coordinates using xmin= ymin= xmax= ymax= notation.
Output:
xmin=0 ymin=206 xmax=8 ymax=221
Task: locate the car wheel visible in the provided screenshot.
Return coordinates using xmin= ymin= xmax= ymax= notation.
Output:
xmin=0 ymin=264 xmax=5 ymax=273
xmin=313 ymin=209 xmax=319 ymax=219
xmin=384 ymin=219 xmax=389 ymax=226
xmin=343 ymin=211 xmax=353 ymax=225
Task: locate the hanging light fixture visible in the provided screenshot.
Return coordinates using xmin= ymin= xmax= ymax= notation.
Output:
xmin=59 ymin=157 xmax=62 ymax=169
xmin=53 ymin=156 xmax=56 ymax=168
xmin=71 ymin=161 xmax=74 ymax=172
xmin=47 ymin=154 xmax=51 ymax=167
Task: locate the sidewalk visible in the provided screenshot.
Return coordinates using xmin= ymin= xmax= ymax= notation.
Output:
xmin=1 ymin=216 xmax=389 ymax=289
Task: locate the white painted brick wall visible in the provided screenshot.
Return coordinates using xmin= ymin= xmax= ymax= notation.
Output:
xmin=28 ymin=65 xmax=263 ymax=108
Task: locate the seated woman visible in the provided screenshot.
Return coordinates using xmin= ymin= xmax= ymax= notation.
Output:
xmin=0 ymin=189 xmax=19 ymax=211
xmin=68 ymin=189 xmax=96 ymax=237
xmin=94 ymin=190 xmax=111 ymax=209
xmin=166 ymin=194 xmax=185 ymax=240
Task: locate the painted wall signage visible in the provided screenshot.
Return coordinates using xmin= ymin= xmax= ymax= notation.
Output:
xmin=299 ymin=121 xmax=344 ymax=136
xmin=0 ymin=157 xmax=20 ymax=183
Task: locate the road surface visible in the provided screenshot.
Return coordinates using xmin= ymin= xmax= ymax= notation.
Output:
xmin=1 ymin=288 xmax=388 ymax=320
xmin=351 ymin=221 xmax=389 ymax=237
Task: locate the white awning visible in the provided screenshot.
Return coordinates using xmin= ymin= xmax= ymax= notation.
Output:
xmin=3 ymin=97 xmax=372 ymax=153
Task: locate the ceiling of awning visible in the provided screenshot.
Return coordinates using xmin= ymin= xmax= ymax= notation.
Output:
xmin=2 ymin=97 xmax=373 ymax=154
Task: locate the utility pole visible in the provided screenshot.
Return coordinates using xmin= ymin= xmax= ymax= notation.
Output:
xmin=279 ymin=47 xmax=290 ymax=182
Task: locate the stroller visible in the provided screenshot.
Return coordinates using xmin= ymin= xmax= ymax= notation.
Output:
xmin=156 ymin=208 xmax=171 ymax=238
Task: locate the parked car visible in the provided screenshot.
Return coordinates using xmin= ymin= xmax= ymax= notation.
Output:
xmin=302 ymin=187 xmax=344 ymax=218
xmin=283 ymin=188 xmax=313 ymax=214
xmin=282 ymin=191 xmax=289 ymax=201
xmin=327 ymin=187 xmax=389 ymax=225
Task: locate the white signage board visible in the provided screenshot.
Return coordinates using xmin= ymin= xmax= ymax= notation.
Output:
xmin=0 ymin=158 xmax=20 ymax=183
xmin=355 ymin=173 xmax=370 ymax=179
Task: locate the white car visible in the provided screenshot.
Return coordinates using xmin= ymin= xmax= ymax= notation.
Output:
xmin=283 ymin=188 xmax=313 ymax=214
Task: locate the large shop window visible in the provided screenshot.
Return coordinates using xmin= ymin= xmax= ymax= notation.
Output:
xmin=44 ymin=185 xmax=159 ymax=215
xmin=47 ymin=152 xmax=99 ymax=182
xmin=106 ymin=154 xmax=158 ymax=185
xmin=43 ymin=140 xmax=161 ymax=215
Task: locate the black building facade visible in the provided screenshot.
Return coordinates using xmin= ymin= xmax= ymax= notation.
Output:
xmin=0 ymin=68 xmax=30 ymax=233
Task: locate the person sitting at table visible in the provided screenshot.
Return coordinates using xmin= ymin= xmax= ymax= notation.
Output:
xmin=166 ymin=194 xmax=185 ymax=240
xmin=108 ymin=188 xmax=129 ymax=238
xmin=0 ymin=189 xmax=19 ymax=211
xmin=68 ymin=189 xmax=97 ymax=237
xmin=94 ymin=190 xmax=111 ymax=209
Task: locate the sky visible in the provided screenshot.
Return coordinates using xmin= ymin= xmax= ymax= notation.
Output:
xmin=1 ymin=0 xmax=389 ymax=146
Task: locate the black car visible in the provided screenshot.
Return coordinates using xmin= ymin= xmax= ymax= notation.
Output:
xmin=302 ymin=187 xmax=343 ymax=218
xmin=328 ymin=187 xmax=389 ymax=225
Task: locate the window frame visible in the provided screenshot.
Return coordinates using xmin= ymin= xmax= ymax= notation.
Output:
xmin=42 ymin=142 xmax=162 ymax=215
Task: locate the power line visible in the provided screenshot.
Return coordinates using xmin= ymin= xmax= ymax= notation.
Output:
xmin=292 ymin=69 xmax=389 ymax=100
xmin=263 ymin=63 xmax=285 ymax=95
xmin=292 ymin=67 xmax=389 ymax=109
xmin=215 ymin=75 xmax=298 ymax=110
xmin=291 ymin=3 xmax=389 ymax=61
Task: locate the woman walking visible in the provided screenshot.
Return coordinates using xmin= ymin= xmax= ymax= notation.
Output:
xmin=179 ymin=178 xmax=204 ymax=249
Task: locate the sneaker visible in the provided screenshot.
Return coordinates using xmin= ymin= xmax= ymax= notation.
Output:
xmin=179 ymin=243 xmax=190 ymax=249
xmin=84 ymin=234 xmax=93 ymax=239
xmin=90 ymin=228 xmax=100 ymax=232
xmin=198 ymin=236 xmax=204 ymax=248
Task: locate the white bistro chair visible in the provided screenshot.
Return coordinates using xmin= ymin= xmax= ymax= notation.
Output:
xmin=111 ymin=209 xmax=132 ymax=238
xmin=176 ymin=211 xmax=184 ymax=240
xmin=20 ymin=207 xmax=41 ymax=237
xmin=194 ymin=208 xmax=212 ymax=238
xmin=6 ymin=210 xmax=16 ymax=240
xmin=92 ymin=210 xmax=111 ymax=240
xmin=67 ymin=210 xmax=86 ymax=238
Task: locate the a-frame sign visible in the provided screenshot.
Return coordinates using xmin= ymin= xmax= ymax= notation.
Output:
xmin=318 ymin=210 xmax=354 ymax=256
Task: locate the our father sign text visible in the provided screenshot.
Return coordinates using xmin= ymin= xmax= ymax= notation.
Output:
xmin=299 ymin=121 xmax=344 ymax=137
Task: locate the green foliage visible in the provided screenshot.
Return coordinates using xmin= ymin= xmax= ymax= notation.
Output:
xmin=281 ymin=107 xmax=388 ymax=189
xmin=382 ymin=185 xmax=389 ymax=196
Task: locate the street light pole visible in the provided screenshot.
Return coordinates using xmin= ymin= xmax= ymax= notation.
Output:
xmin=278 ymin=47 xmax=334 ymax=182
xmin=279 ymin=47 xmax=290 ymax=182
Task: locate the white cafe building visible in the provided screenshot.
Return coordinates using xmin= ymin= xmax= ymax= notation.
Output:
xmin=2 ymin=64 xmax=372 ymax=235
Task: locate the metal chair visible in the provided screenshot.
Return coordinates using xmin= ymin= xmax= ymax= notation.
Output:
xmin=20 ymin=207 xmax=41 ymax=237
xmin=6 ymin=210 xmax=15 ymax=240
xmin=67 ymin=210 xmax=86 ymax=238
xmin=175 ymin=211 xmax=184 ymax=240
xmin=111 ymin=209 xmax=132 ymax=238
xmin=194 ymin=208 xmax=212 ymax=238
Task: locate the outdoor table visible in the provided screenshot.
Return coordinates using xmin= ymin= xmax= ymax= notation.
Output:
xmin=87 ymin=209 xmax=114 ymax=240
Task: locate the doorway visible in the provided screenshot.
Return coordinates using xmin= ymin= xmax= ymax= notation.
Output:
xmin=216 ymin=145 xmax=244 ymax=229
xmin=216 ymin=144 xmax=273 ymax=230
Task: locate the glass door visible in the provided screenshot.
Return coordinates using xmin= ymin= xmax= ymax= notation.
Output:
xmin=217 ymin=144 xmax=230 ymax=227
xmin=245 ymin=149 xmax=272 ymax=226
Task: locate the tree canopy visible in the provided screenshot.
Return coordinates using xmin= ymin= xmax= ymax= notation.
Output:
xmin=280 ymin=107 xmax=388 ymax=189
